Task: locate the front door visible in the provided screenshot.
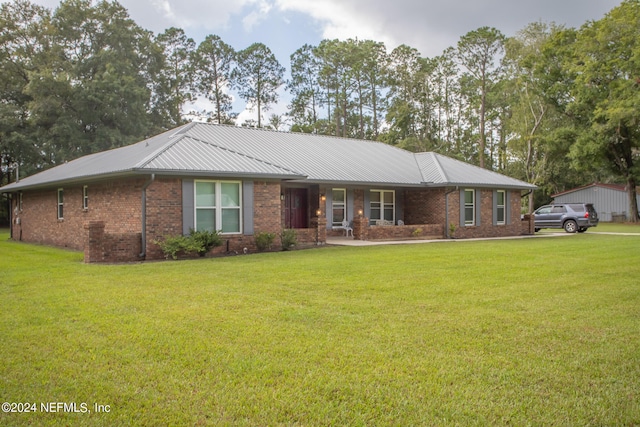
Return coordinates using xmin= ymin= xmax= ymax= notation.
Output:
xmin=284 ymin=188 xmax=308 ymax=229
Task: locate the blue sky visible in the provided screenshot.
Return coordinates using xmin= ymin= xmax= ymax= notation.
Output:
xmin=2 ymin=0 xmax=624 ymax=125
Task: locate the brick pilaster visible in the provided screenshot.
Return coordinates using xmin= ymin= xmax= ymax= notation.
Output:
xmin=84 ymin=220 xmax=105 ymax=263
xmin=353 ymin=215 xmax=369 ymax=240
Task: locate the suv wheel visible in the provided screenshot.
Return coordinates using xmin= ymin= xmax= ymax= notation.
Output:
xmin=564 ymin=220 xmax=577 ymax=233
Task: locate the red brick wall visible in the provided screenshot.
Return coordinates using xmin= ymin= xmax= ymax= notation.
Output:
xmin=367 ymin=223 xmax=443 ymax=240
xmin=450 ymin=189 xmax=524 ymax=239
xmin=11 ymin=178 xmax=145 ymax=251
xmin=404 ymin=188 xmax=447 ymax=225
xmin=144 ymin=178 xmax=183 ymax=260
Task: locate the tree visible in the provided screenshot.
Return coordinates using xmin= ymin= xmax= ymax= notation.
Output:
xmin=194 ymin=35 xmax=235 ymax=125
xmin=357 ymin=39 xmax=388 ymax=139
xmin=502 ymin=22 xmax=572 ymax=206
xmin=24 ymin=0 xmax=154 ymax=162
xmin=383 ymin=44 xmax=422 ymax=146
xmin=315 ymin=39 xmax=358 ymax=137
xmin=0 ymin=0 xmax=50 ymax=183
xmin=566 ymin=0 xmax=640 ymax=221
xmin=152 ymin=27 xmax=195 ymax=128
xmin=232 ymin=43 xmax=285 ymax=128
xmin=287 ymin=44 xmax=324 ymax=132
xmin=456 ymin=27 xmax=506 ymax=168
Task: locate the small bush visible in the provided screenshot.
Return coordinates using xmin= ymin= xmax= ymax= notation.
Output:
xmin=189 ymin=229 xmax=223 ymax=256
xmin=154 ymin=235 xmax=197 ymax=260
xmin=280 ymin=229 xmax=297 ymax=251
xmin=255 ymin=232 xmax=276 ymax=251
xmin=155 ymin=229 xmax=222 ymax=259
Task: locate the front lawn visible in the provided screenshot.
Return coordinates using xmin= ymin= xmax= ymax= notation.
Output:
xmin=1 ymin=231 xmax=639 ymax=425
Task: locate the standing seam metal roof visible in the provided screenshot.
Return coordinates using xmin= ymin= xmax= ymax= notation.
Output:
xmin=0 ymin=122 xmax=536 ymax=191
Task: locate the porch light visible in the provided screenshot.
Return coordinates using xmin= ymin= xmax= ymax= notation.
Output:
xmin=280 ymin=193 xmax=284 ymax=200
xmin=320 ymin=194 xmax=326 ymax=201
xmin=316 ymin=209 xmax=322 ymax=216
xmin=358 ymin=209 xmax=363 ymax=216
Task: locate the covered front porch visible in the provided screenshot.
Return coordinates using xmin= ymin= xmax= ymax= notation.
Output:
xmin=323 ymin=186 xmax=447 ymax=241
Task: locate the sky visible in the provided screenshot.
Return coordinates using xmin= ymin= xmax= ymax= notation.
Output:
xmin=2 ymin=0 xmax=624 ymax=124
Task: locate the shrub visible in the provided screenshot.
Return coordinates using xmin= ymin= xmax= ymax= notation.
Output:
xmin=155 ymin=229 xmax=222 ymax=259
xmin=154 ymin=235 xmax=197 ymax=260
xmin=255 ymin=232 xmax=276 ymax=251
xmin=189 ymin=229 xmax=223 ymax=256
xmin=280 ymin=229 xmax=297 ymax=251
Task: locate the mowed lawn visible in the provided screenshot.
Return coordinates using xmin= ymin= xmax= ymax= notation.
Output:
xmin=1 ymin=229 xmax=639 ymax=426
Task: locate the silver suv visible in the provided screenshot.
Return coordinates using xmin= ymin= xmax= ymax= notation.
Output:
xmin=534 ymin=203 xmax=599 ymax=233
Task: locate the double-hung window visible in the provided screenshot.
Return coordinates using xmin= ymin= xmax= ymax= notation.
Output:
xmin=370 ymin=190 xmax=395 ymax=224
xmin=83 ymin=185 xmax=89 ymax=210
xmin=332 ymin=188 xmax=346 ymax=226
xmin=464 ymin=189 xmax=475 ymax=226
xmin=195 ymin=181 xmax=241 ymax=233
xmin=496 ymin=190 xmax=505 ymax=225
xmin=57 ymin=188 xmax=64 ymax=220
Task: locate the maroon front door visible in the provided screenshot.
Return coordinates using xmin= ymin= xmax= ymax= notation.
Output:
xmin=284 ymin=188 xmax=308 ymax=229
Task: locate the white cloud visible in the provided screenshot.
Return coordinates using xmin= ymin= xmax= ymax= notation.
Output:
xmin=242 ymin=0 xmax=273 ymax=32
xmin=275 ymin=0 xmax=394 ymax=46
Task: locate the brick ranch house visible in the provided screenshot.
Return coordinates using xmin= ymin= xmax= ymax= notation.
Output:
xmin=1 ymin=123 xmax=537 ymax=262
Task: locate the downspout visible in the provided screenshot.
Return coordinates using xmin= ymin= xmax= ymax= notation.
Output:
xmin=139 ymin=174 xmax=155 ymax=258
xmin=444 ymin=186 xmax=459 ymax=239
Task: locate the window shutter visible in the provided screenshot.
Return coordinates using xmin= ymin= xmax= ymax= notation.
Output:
xmin=243 ymin=181 xmax=254 ymax=235
xmin=506 ymin=191 xmax=511 ymax=225
xmin=475 ymin=189 xmax=482 ymax=226
xmin=493 ymin=190 xmax=498 ymax=225
xmin=460 ymin=189 xmax=466 ymax=226
xmin=364 ymin=190 xmax=371 ymax=219
xmin=182 ymin=180 xmax=194 ymax=235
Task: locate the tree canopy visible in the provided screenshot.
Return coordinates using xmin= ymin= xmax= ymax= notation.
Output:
xmin=1 ymin=0 xmax=638 ymax=221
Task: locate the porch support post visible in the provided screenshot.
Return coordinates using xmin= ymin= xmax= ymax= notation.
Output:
xmin=353 ymin=214 xmax=369 ymax=240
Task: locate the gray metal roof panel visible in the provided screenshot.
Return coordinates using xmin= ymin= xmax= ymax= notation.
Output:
xmin=418 ymin=153 xmax=536 ymax=189
xmin=184 ymin=124 xmax=424 ymax=185
xmin=1 ymin=123 xmax=536 ymax=192
xmin=140 ymin=135 xmax=305 ymax=177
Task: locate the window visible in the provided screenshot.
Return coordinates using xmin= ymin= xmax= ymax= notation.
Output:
xmin=18 ymin=192 xmax=23 ymax=211
xmin=57 ymin=188 xmax=64 ymax=220
xmin=83 ymin=186 xmax=89 ymax=210
xmin=370 ymin=190 xmax=395 ymax=224
xmin=464 ymin=189 xmax=475 ymax=226
xmin=195 ymin=181 xmax=241 ymax=234
xmin=496 ymin=190 xmax=505 ymax=225
xmin=332 ymin=188 xmax=346 ymax=226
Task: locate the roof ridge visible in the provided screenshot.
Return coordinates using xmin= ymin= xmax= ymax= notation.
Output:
xmin=181 ymin=134 xmax=306 ymax=176
xmin=136 ymin=133 xmax=187 ymax=169
xmin=429 ymin=152 xmax=450 ymax=183
xmin=192 ymin=122 xmax=412 ymax=152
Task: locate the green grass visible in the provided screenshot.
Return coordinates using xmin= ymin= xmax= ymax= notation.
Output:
xmin=591 ymin=222 xmax=640 ymax=233
xmin=1 ymin=229 xmax=639 ymax=426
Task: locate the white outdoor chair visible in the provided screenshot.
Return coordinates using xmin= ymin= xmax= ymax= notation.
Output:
xmin=342 ymin=220 xmax=353 ymax=237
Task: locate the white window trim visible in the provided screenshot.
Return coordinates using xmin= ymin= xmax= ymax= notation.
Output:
xmin=57 ymin=188 xmax=64 ymax=220
xmin=83 ymin=185 xmax=89 ymax=210
xmin=496 ymin=190 xmax=506 ymax=225
xmin=331 ymin=188 xmax=346 ymax=227
xmin=464 ymin=189 xmax=475 ymax=226
xmin=370 ymin=189 xmax=395 ymax=224
xmin=194 ymin=180 xmax=242 ymax=234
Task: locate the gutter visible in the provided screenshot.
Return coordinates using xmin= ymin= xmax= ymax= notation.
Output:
xmin=139 ymin=174 xmax=155 ymax=258
xmin=444 ymin=186 xmax=459 ymax=239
